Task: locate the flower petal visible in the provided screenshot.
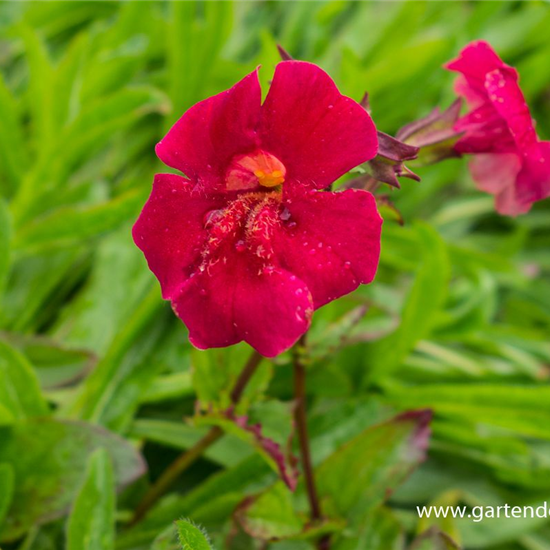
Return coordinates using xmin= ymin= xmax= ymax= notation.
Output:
xmin=484 ymin=69 xmax=537 ymax=152
xmin=173 ymin=257 xmax=313 ymax=357
xmin=469 ymin=153 xmax=530 ymax=216
xmin=446 ymin=40 xmax=507 ymax=85
xmin=156 ymin=71 xmax=262 ymax=189
xmin=260 ymin=61 xmax=378 ymax=191
xmin=516 ymin=141 xmax=550 ymax=205
xmin=272 ymin=189 xmax=382 ymax=308
xmin=446 ymin=41 xmax=511 ymax=109
xmin=132 ymin=174 xmax=226 ymax=300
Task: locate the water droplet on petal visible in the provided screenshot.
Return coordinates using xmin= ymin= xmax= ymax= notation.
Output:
xmin=279 ymin=207 xmax=291 ymax=221
xmin=235 ymin=240 xmax=246 ymax=252
xmin=344 ymin=261 xmax=351 ymax=270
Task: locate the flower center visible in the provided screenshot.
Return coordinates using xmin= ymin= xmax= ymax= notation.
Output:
xmin=226 ymin=150 xmax=286 ymax=191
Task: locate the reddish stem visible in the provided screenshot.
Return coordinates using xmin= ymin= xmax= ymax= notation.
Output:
xmin=293 ymin=335 xmax=331 ymax=550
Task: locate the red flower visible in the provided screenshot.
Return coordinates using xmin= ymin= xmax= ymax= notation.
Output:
xmin=446 ymin=40 xmax=550 ymax=215
xmin=133 ymin=61 xmax=381 ymax=357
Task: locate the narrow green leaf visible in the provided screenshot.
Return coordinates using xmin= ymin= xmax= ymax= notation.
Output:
xmin=0 ymin=463 xmax=14 ymax=530
xmin=0 ymin=199 xmax=10 ymax=296
xmin=0 ymin=331 xmax=95 ymax=390
xmin=370 ymin=222 xmax=450 ymax=380
xmin=129 ymin=419 xmax=250 ymax=467
xmin=0 ymin=75 xmax=28 ymax=195
xmin=66 ymin=448 xmax=115 ymax=550
xmin=168 ymin=1 xmax=232 ymax=115
xmin=0 ymin=339 xmax=48 ymax=422
xmin=19 ymin=24 xmax=55 ymax=147
xmin=0 ymin=418 xmax=145 ymax=542
xmin=175 ymin=519 xmax=214 ymax=550
xmin=386 ymin=383 xmax=550 ymax=439
xmin=62 ymin=285 xmax=163 ymax=429
xmin=51 ymin=31 xmax=90 ymax=130
xmin=14 ymin=190 xmax=146 ymax=253
xmin=0 ymin=248 xmax=84 ymax=333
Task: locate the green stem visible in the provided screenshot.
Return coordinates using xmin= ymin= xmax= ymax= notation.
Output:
xmin=130 ymin=349 xmax=264 ymax=525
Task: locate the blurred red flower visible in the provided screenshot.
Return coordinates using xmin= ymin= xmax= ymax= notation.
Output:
xmin=446 ymin=40 xmax=550 ymax=215
xmin=133 ymin=61 xmax=382 ymax=357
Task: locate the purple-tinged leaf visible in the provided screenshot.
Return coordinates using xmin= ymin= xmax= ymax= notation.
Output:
xmin=0 ymin=419 xmax=146 ymax=542
xmin=316 ymin=410 xmax=432 ymax=519
xmin=195 ymin=406 xmax=298 ymax=491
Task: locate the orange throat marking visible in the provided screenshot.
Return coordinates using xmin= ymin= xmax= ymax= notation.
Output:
xmin=226 ymin=150 xmax=286 ymax=191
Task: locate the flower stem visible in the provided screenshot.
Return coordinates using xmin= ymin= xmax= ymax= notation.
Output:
xmin=130 ymin=349 xmax=264 ymax=525
xmin=293 ymin=335 xmax=330 ymax=550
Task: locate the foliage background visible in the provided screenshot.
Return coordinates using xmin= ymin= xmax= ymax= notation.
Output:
xmin=1 ymin=1 xmax=550 ymax=549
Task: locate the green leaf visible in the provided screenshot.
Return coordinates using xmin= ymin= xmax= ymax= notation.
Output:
xmin=129 ymin=419 xmax=251 ymax=467
xmin=0 ymin=418 xmax=145 ymax=542
xmin=0 ymin=339 xmax=49 ymax=422
xmin=61 ymin=285 xmax=164 ymax=430
xmin=234 ymin=482 xmax=344 ymax=542
xmin=0 ymin=248 xmax=84 ymax=333
xmin=235 ymin=482 xmax=303 ymax=540
xmin=140 ymin=372 xmax=194 ymax=404
xmin=151 ymin=524 xmax=179 ymax=550
xmin=19 ymin=24 xmax=55 ymax=147
xmin=195 ymin=403 xmax=297 ymax=490
xmin=168 ymin=1 xmax=232 ymax=115
xmin=306 ymin=305 xmax=368 ymax=361
xmin=333 ymin=506 xmax=405 ymax=550
xmin=369 ymin=222 xmax=450 ymax=380
xmin=53 ymin=227 xmax=155 ymax=354
xmin=385 ymin=383 xmax=550 ymax=440
xmin=191 ymin=346 xmax=272 ymax=412
xmin=317 ymin=410 xmax=431 ymax=521
xmin=14 ymin=190 xmax=146 ymax=253
xmin=175 ymin=519 xmax=214 ymax=550
xmin=66 ymin=448 xmax=115 ymax=550
xmin=0 ymin=463 xmax=15 ymax=530
xmin=409 ymin=528 xmax=460 ymax=550
xmin=0 ymin=332 xmax=96 ymax=390
xmin=0 ymin=74 xmax=28 ymax=196
xmin=0 ymin=199 xmax=10 ymax=296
